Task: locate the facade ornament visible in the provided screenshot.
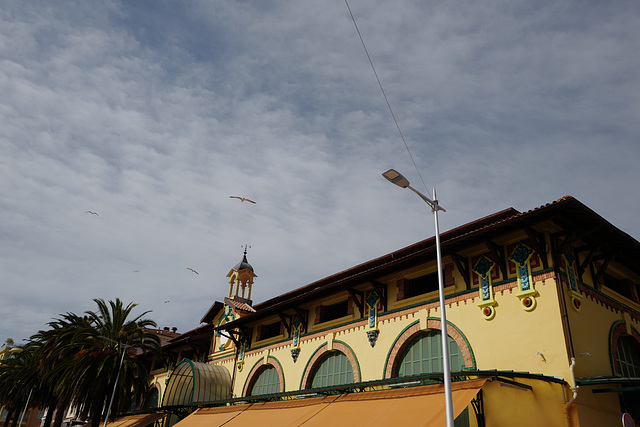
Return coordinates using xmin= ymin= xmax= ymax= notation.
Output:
xmin=561 ymin=248 xmax=583 ymax=311
xmin=366 ymin=291 xmax=380 ymax=347
xmin=473 ymin=255 xmax=497 ymax=320
xmin=291 ymin=316 xmax=302 ymax=362
xmin=509 ymin=242 xmax=538 ymax=311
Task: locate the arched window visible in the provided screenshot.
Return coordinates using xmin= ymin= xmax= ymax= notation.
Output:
xmin=250 ymin=366 xmax=281 ymax=396
xmin=144 ymin=388 xmax=159 ymax=409
xmin=616 ymin=335 xmax=640 ymax=377
xmin=398 ymin=331 xmax=464 ymax=377
xmin=311 ymin=351 xmax=354 ymax=388
xmin=398 ymin=331 xmax=468 ymax=426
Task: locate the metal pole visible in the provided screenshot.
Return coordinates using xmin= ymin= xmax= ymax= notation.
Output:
xmin=18 ymin=388 xmax=33 ymax=426
xmin=103 ymin=346 xmax=127 ymax=427
xmin=433 ymin=187 xmax=454 ymax=427
xmin=382 ymin=170 xmax=454 ymax=425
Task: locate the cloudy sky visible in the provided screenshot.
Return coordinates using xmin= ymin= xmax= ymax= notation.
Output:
xmin=2 ymin=0 xmax=639 ymax=344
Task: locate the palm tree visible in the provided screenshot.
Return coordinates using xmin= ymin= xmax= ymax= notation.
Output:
xmin=30 ymin=313 xmax=96 ymax=427
xmin=18 ymin=299 xmax=161 ymax=427
xmin=0 ymin=346 xmax=41 ymax=427
xmin=70 ymin=299 xmax=161 ymax=427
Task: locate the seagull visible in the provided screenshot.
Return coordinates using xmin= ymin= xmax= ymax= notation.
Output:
xmin=229 ymin=196 xmax=256 ymax=204
xmin=86 ymin=211 xmax=99 ymax=216
xmin=187 ymin=267 xmax=199 ymax=275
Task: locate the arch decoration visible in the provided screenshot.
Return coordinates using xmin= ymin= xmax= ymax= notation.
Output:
xmin=384 ymin=319 xmax=475 ymax=379
xmin=143 ymin=384 xmax=161 ymax=409
xmin=300 ymin=340 xmax=361 ymax=389
xmin=242 ymin=355 xmax=285 ymax=397
xmin=609 ymin=321 xmax=640 ymax=376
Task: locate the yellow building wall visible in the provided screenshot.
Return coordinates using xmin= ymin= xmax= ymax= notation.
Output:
xmin=481 ymin=380 xmax=571 ymax=427
xmin=195 ymin=226 xmax=640 ymax=426
xmin=210 ymin=268 xmax=573 ymax=400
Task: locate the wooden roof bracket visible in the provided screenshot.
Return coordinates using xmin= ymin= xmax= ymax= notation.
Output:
xmin=277 ymin=313 xmax=292 ymax=338
xmin=219 ymin=327 xmax=252 ymax=347
xmin=484 ymin=240 xmax=508 ymax=280
xmin=371 ymin=280 xmax=388 ymax=312
xmin=595 ymin=253 xmax=614 ymax=278
xmin=578 ymin=245 xmax=602 ymax=279
xmin=239 ymin=327 xmax=252 ymax=346
xmin=347 ymin=288 xmax=365 ymax=318
xmin=525 ymin=227 xmax=549 ymax=269
xmin=451 ymin=252 xmax=471 ymax=290
xmin=292 ymin=307 xmax=309 ymax=332
xmin=553 ymin=228 xmax=579 ymax=254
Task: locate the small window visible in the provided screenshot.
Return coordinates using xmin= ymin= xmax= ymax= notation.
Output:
xmin=250 ymin=366 xmax=280 ymax=396
xmin=403 ymin=272 xmax=439 ymax=299
xmin=257 ymin=321 xmax=282 ymax=341
xmin=604 ymin=274 xmax=635 ymax=301
xmin=318 ymin=300 xmax=349 ymax=323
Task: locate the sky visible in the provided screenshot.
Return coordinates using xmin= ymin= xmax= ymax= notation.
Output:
xmin=2 ymin=0 xmax=639 ymax=344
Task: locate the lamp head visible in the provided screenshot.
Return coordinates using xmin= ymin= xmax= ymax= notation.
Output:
xmin=382 ymin=169 xmax=410 ymax=188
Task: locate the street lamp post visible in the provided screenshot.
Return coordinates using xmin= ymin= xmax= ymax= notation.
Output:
xmin=101 ymin=340 xmax=132 ymax=427
xmin=18 ymin=388 xmax=33 ymax=426
xmin=382 ymin=169 xmax=454 ymax=427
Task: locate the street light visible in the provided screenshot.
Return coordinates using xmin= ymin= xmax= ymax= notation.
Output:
xmin=382 ymin=168 xmax=454 ymax=427
xmin=101 ymin=338 xmax=132 ymax=427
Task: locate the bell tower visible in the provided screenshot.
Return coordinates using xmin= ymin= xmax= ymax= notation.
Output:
xmin=226 ymin=246 xmax=257 ymax=305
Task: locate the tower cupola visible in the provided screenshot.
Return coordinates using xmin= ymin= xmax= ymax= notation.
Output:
xmin=226 ymin=247 xmax=257 ymax=305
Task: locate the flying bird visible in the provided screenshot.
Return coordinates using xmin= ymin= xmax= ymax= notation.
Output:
xmin=85 ymin=211 xmax=99 ymax=216
xmin=164 ymin=300 xmax=170 ymax=304
xmin=132 ymin=270 xmax=140 ymax=273
xmin=229 ymin=196 xmax=256 ymax=204
xmin=187 ymin=268 xmax=199 ymax=275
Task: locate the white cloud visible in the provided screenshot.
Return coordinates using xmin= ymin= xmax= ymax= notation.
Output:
xmin=1 ymin=0 xmax=639 ymax=342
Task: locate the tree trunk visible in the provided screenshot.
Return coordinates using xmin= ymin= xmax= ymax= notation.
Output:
xmin=51 ymin=402 xmax=66 ymax=427
xmin=90 ymin=410 xmax=101 ymax=427
xmin=8 ymin=409 xmax=19 ymax=427
xmin=89 ymin=389 xmax=108 ymax=427
xmin=41 ymin=404 xmax=55 ymax=427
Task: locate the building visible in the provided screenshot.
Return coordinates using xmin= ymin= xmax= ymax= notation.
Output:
xmin=146 ymin=196 xmax=640 ymax=426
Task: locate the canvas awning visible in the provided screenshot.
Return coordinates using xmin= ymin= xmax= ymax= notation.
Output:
xmin=105 ymin=412 xmax=168 ymax=427
xmin=174 ymin=379 xmax=486 ymax=427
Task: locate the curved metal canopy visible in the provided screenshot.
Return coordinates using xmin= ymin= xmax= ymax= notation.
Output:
xmin=162 ymin=359 xmax=232 ymax=407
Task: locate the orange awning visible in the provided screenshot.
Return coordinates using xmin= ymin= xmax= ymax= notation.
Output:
xmin=302 ymin=378 xmax=486 ymax=426
xmin=174 ymin=379 xmax=485 ymax=427
xmin=173 ymin=406 xmax=246 ymax=427
xmin=174 ymin=395 xmax=338 ymax=427
xmin=105 ymin=412 xmax=168 ymax=427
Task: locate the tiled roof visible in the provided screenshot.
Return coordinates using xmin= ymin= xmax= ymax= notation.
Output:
xmin=225 ymin=297 xmax=256 ymax=313
xmin=219 ymin=196 xmax=640 ymax=329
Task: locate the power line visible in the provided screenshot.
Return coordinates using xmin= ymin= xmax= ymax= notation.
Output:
xmin=345 ymin=0 xmax=431 ymax=198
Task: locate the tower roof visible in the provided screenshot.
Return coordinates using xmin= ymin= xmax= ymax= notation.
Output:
xmin=232 ymin=249 xmax=254 ymax=272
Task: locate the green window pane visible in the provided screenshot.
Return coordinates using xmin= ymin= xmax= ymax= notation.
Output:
xmin=617 ymin=336 xmax=640 ymax=378
xmin=311 ymin=351 xmax=354 ymax=388
xmin=250 ymin=366 xmax=280 ymax=396
xmin=398 ymin=331 xmax=464 ymax=377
